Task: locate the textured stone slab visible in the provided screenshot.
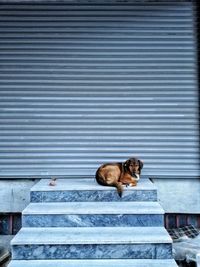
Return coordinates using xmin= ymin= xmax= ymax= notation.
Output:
xmin=23 ymin=201 xmax=164 ymax=215
xmin=23 ymin=214 xmax=164 ymax=227
xmin=12 ymin=227 xmax=171 ymax=245
xmin=12 ymin=243 xmax=172 ymax=260
xmin=31 ymin=179 xmax=157 ymax=202
xmin=22 ymin=202 xmax=164 ymax=227
xmin=8 ymin=259 xmax=178 ymax=267
xmin=11 ymin=227 xmax=172 ymax=260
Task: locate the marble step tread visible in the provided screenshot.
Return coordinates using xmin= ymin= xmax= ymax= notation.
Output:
xmin=31 ymin=178 xmax=156 ymax=192
xmin=11 ymin=227 xmax=172 ymax=245
xmin=23 ymin=201 xmax=164 ymax=215
xmin=8 ymin=259 xmax=178 ymax=267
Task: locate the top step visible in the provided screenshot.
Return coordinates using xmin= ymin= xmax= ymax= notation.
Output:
xmin=31 ymin=178 xmax=157 ymax=202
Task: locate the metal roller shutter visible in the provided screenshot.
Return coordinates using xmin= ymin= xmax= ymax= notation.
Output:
xmin=0 ymin=1 xmax=199 ymax=178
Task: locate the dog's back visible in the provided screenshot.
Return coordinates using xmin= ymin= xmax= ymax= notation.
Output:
xmin=95 ymin=163 xmax=123 ymax=197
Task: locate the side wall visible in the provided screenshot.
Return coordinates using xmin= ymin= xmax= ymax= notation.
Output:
xmin=152 ymin=178 xmax=200 ymax=213
xmin=0 ymin=179 xmax=37 ymax=213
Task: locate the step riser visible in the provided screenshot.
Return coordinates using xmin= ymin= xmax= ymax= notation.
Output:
xmin=31 ymin=190 xmax=157 ymax=203
xmin=12 ymin=244 xmax=172 ymax=260
xmin=22 ymin=214 xmax=164 ymax=227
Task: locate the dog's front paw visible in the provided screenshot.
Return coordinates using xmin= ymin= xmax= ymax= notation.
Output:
xmin=130 ymin=182 xmax=137 ymax=187
xmin=49 ymin=177 xmax=57 ymax=186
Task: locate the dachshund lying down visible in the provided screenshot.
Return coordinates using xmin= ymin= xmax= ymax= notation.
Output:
xmin=95 ymin=157 xmax=143 ymax=197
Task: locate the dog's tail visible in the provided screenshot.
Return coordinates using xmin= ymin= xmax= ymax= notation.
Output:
xmin=95 ymin=171 xmax=123 ymax=197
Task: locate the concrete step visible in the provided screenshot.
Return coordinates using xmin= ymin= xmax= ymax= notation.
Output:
xmin=31 ymin=178 xmax=157 ymax=202
xmin=22 ymin=201 xmax=164 ymax=227
xmin=11 ymin=227 xmax=172 ymax=260
xmin=8 ymin=259 xmax=178 ymax=267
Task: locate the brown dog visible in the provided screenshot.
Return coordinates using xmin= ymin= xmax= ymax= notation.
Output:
xmin=95 ymin=157 xmax=143 ymax=197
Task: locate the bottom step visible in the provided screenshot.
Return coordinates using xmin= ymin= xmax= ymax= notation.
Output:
xmin=8 ymin=259 xmax=178 ymax=267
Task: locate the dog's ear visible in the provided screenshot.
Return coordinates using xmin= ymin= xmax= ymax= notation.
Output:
xmin=124 ymin=159 xmax=130 ymax=171
xmin=124 ymin=159 xmax=130 ymax=165
xmin=139 ymin=160 xmax=143 ymax=170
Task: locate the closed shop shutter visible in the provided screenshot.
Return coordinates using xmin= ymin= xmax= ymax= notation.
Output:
xmin=0 ymin=1 xmax=199 ymax=178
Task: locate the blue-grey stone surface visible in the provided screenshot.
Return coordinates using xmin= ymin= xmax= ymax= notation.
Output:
xmin=9 ymin=178 xmax=176 ymax=266
xmin=22 ymin=201 xmax=164 ymax=227
xmin=7 ymin=259 xmax=179 ymax=267
xmin=23 ymin=201 xmax=164 ymax=215
xmin=12 ymin=243 xmax=172 ymax=260
xmin=11 ymin=227 xmax=172 ymax=245
xmin=30 ymin=179 xmax=157 ymax=202
xmin=23 ymin=214 xmax=164 ymax=227
xmin=31 ymin=189 xmax=157 ymax=202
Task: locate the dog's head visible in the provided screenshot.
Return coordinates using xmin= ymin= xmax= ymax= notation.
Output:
xmin=124 ymin=158 xmax=143 ymax=179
